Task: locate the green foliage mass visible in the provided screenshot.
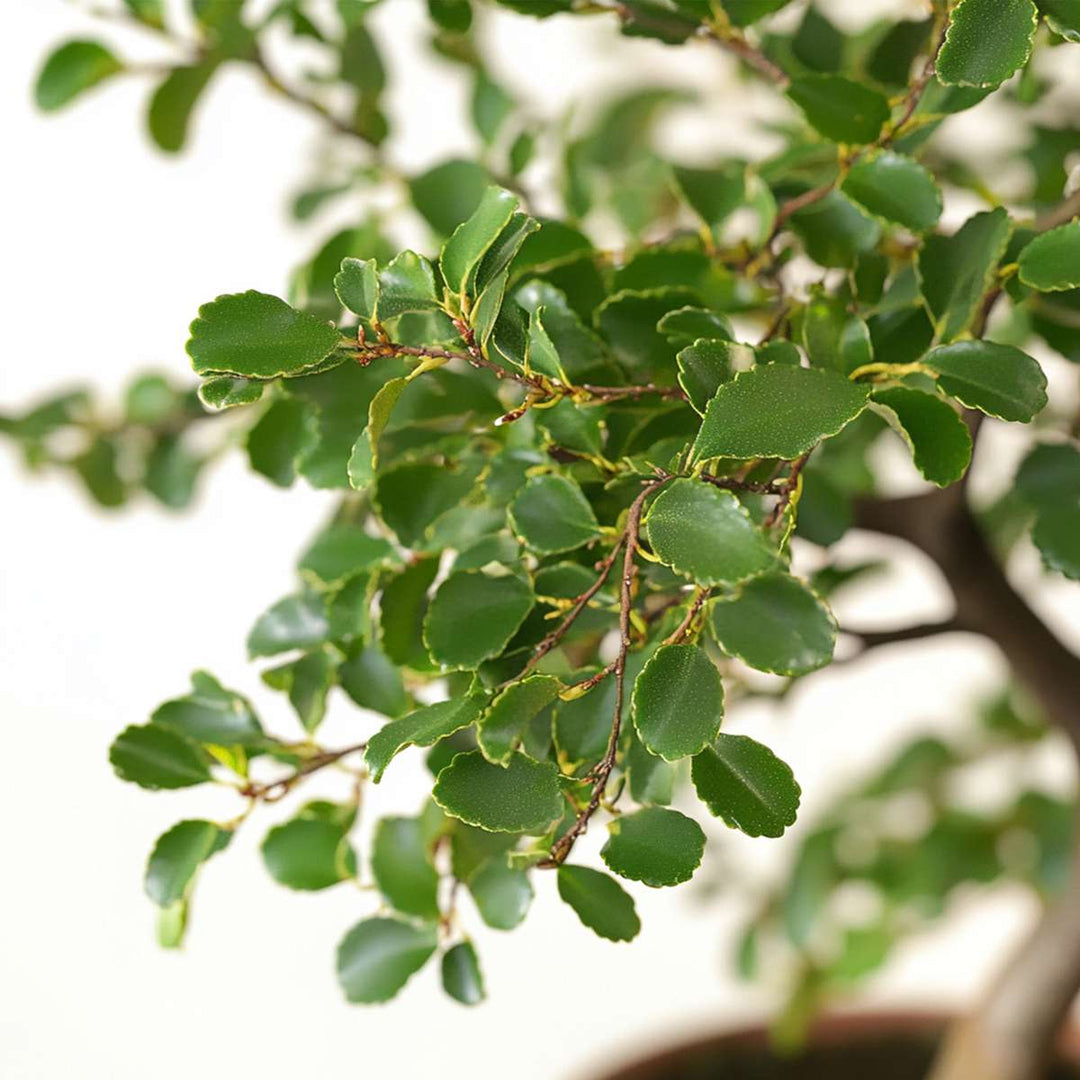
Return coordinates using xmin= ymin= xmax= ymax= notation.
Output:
xmin=8 ymin=0 xmax=1080 ymax=1016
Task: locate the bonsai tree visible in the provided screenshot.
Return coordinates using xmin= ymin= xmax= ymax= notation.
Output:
xmin=8 ymin=1 xmax=1080 ymax=1077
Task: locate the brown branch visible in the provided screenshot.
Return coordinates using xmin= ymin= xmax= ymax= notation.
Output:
xmin=542 ymin=479 xmax=666 ymax=867
xmin=703 ymin=26 xmax=790 ymax=88
xmin=1034 ymin=188 xmax=1080 ymax=232
xmin=763 ymin=451 xmax=810 ymax=528
xmin=843 ymin=618 xmax=962 ymax=653
xmin=239 ymin=742 xmax=367 ymax=803
xmin=662 ymin=587 xmax=710 ymax=646
xmin=698 ymin=472 xmax=786 ymax=496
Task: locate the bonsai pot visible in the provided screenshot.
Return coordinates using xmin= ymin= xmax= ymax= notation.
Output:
xmin=590 ymin=1013 xmax=1080 ymax=1080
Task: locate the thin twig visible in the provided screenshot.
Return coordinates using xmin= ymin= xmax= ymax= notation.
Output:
xmin=662 ymin=587 xmax=710 ymax=646
xmin=239 ymin=742 xmax=367 ymax=803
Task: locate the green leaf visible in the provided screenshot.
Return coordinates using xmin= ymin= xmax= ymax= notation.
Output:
xmin=1016 ymin=442 xmax=1080 ymax=507
xmin=600 ymin=806 xmax=705 ymax=887
xmin=433 ymin=750 xmax=562 ymax=833
xmin=374 ymin=460 xmax=479 ymax=546
xmin=377 ymin=251 xmax=440 ymax=320
xmin=442 ymin=941 xmax=485 ymax=1005
xmin=938 ymin=0 xmax=1037 ymax=87
xmin=478 ymin=675 xmax=562 ymax=764
xmin=508 ymin=475 xmax=600 ymax=554
xmin=371 ymin=817 xmax=440 ymax=919
xmin=923 ymin=341 xmax=1047 ymax=422
xmin=1040 ymin=0 xmax=1080 ymax=41
xmin=646 ymin=479 xmax=777 ymax=586
xmin=790 ymin=190 xmax=880 ymax=269
xmin=627 ymin=734 xmax=676 ymax=805
xmin=870 ymin=387 xmax=973 ymax=487
xmin=262 ymin=649 xmax=335 ymax=732
xmin=423 ymin=570 xmax=534 ymax=669
xmin=380 ymin=556 xmax=440 ymax=669
xmin=840 ymin=152 xmax=942 ymax=232
xmin=678 ymin=339 xmax=749 ymax=414
xmin=471 ymin=70 xmax=511 ymax=144
xmin=156 ymin=899 xmax=188 ymax=949
xmin=335 ymin=257 xmax=379 ymax=319
xmin=339 ymin=642 xmax=409 ymax=717
xmin=918 ymin=208 xmax=1012 ymax=342
xmin=35 ymin=40 xmax=123 ymax=112
xmin=692 ymin=734 xmax=801 ymax=838
xmin=145 ymin=820 xmax=231 ymax=906
xmin=109 ymin=723 xmax=212 ymax=790
xmin=247 ymin=592 xmax=330 ymax=658
xmin=148 ymin=62 xmax=218 ymax=153
xmin=152 ymin=670 xmax=263 ymax=747
xmin=692 ymin=365 xmax=870 ymax=461
xmin=298 ymin=523 xmax=395 ymax=588
xmin=409 ymin=158 xmax=490 ymax=236
xmin=1032 ymin=505 xmax=1080 ymax=579
xmin=336 ymin=917 xmax=438 ymax=1004
xmin=658 ymin=306 xmax=734 ymax=346
xmin=124 ymin=0 xmax=166 ymax=26
xmin=632 ymin=644 xmax=724 ymax=762
xmin=365 ymin=695 xmax=487 ymax=781
xmin=187 ymin=291 xmax=341 ymax=378
xmin=671 ymin=163 xmax=746 ymax=238
xmin=1019 ymin=221 xmax=1080 ymax=292
xmin=261 ymin=818 xmax=356 ymax=891
xmin=198 ymin=376 xmax=264 ymax=411
xmin=709 ymin=573 xmax=836 ymax=676
xmin=557 ymin=865 xmax=640 ymax=942
xmin=786 ymin=75 xmax=890 ymax=145
xmin=468 ymin=857 xmax=534 ymax=929
xmin=441 ymin=186 xmax=518 ymax=298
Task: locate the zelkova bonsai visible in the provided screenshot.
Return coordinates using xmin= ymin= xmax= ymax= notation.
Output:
xmin=9 ymin=0 xmax=1080 ymax=1077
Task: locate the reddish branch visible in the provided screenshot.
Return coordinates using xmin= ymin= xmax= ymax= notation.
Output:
xmin=239 ymin=742 xmax=367 ymax=803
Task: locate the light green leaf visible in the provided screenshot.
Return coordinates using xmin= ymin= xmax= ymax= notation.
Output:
xmin=938 ymin=0 xmax=1037 ymax=87
xmin=157 ymin=899 xmax=188 ymax=949
xmin=261 ymin=818 xmax=356 ymax=891
xmin=692 ymin=734 xmax=801 ymax=838
xmin=144 ymin=820 xmax=231 ymax=906
xmin=841 ymin=152 xmax=942 ymax=232
xmin=478 ymin=675 xmax=562 ymax=764
xmin=557 ymin=865 xmax=640 ymax=942
xmin=148 ymin=62 xmax=217 ymax=153
xmin=600 ymin=806 xmax=705 ymax=888
xmin=923 ymin=341 xmax=1047 ymax=422
xmin=198 ymin=376 xmax=264 ymax=411
xmin=442 ymin=941 xmax=485 ymax=1005
xmin=423 ymin=569 xmax=534 ymax=669
xmin=709 ymin=573 xmax=836 ymax=676
xmin=646 ymin=479 xmax=777 ymax=586
xmin=336 ymin=917 xmax=438 ymax=1004
xmin=152 ymin=670 xmax=263 ymax=747
xmin=335 ymin=257 xmax=379 ymax=319
xmin=123 ymin=0 xmax=166 ymax=26
xmin=508 ymin=475 xmax=600 ymax=554
xmin=441 ymin=186 xmax=518 ymax=297
xmin=247 ymin=593 xmax=330 ymax=658
xmin=691 ymin=365 xmax=870 ymax=461
xmin=632 ymin=644 xmax=724 ymax=762
xmin=468 ymin=857 xmax=534 ymax=929
xmin=35 ymin=40 xmax=123 ymax=112
xmin=871 ymin=387 xmax=973 ymax=487
xmin=365 ymin=695 xmax=487 ymax=782
xmin=1019 ymin=221 xmax=1080 ymax=292
xmin=109 ymin=723 xmax=212 ymax=790
xmin=918 ymin=208 xmax=1012 ymax=342
xmin=371 ymin=817 xmax=440 ymax=919
xmin=433 ymin=750 xmax=562 ymax=833
xmin=786 ymin=74 xmax=890 ymax=145
xmin=187 ymin=291 xmax=341 ymax=378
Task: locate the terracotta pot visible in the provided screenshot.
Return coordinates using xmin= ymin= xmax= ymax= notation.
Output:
xmin=589 ymin=1013 xmax=1080 ymax=1080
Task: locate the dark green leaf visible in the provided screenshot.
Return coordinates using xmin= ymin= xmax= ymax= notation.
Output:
xmin=298 ymin=523 xmax=395 ymax=587
xmin=371 ymin=817 xmax=440 ymax=919
xmin=508 ymin=474 xmax=600 ymax=554
xmin=433 ymin=750 xmax=562 ymax=833
xmin=840 ymin=151 xmax=942 ymax=232
xmin=152 ymin=670 xmax=263 ymax=746
xmin=109 ymin=723 xmax=212 ymax=790
xmin=600 ymin=806 xmax=705 ymax=887
xmin=261 ymin=818 xmax=356 ymax=890
xmin=247 ymin=592 xmax=330 ymax=658
xmin=366 ymin=695 xmax=487 ymax=781
xmin=870 ymin=387 xmax=972 ymax=487
xmin=441 ymin=186 xmax=518 ymax=297
xmin=442 ymin=941 xmax=485 ymax=1005
xmin=468 ymin=857 xmax=534 ymax=929
xmin=557 ymin=865 xmax=640 ymax=942
xmin=1019 ymin=221 xmax=1080 ymax=292
xmin=786 ymin=75 xmax=890 ymax=145
xmin=677 ymin=339 xmax=749 ymax=414
xmin=923 ymin=341 xmax=1047 ymax=422
xmin=938 ymin=0 xmax=1037 ymax=87
xmin=478 ymin=675 xmax=562 ymax=764
xmin=409 ymin=158 xmax=490 ymax=236
xmin=145 ymin=820 xmax=231 ymax=906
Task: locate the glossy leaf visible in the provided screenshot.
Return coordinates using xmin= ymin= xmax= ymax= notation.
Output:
xmin=187 ymin=291 xmax=341 ymax=378
xmin=601 ymin=806 xmax=706 ymax=888
xmin=923 ymin=341 xmax=1047 ymax=422
xmin=1019 ymin=221 xmax=1080 ymax=292
xmin=709 ymin=573 xmax=836 ymax=676
xmin=508 ymin=475 xmax=600 ymax=554
xmin=442 ymin=941 xmax=485 ymax=1005
xmin=144 ymin=820 xmax=231 ymax=906
xmin=692 ymin=365 xmax=870 ymax=461
xmin=441 ymin=186 xmax=518 ymax=297
xmin=938 ymin=0 xmax=1037 ymax=87
xmin=557 ymin=865 xmax=641 ymax=942
xmin=109 ymin=724 xmax=212 ymax=790
xmin=336 ymin=917 xmax=438 ymax=1004
xmin=423 ymin=570 xmax=534 ymax=669
xmin=646 ymin=479 xmax=777 ymax=586
xmin=786 ymin=75 xmax=890 ymax=145
xmin=840 ymin=152 xmax=942 ymax=232
xmin=335 ymin=257 xmax=379 ymax=319
xmin=152 ymin=670 xmax=263 ymax=747
xmin=632 ymin=644 xmax=724 ymax=761
xmin=692 ymin=735 xmax=801 ymax=838
xmin=871 ymin=387 xmax=972 ymax=487
xmin=433 ymin=751 xmax=562 ymax=833
xmin=247 ymin=593 xmax=330 ymax=658
xmin=365 ymin=696 xmax=487 ymax=782
xmin=677 ymin=339 xmax=748 ymax=414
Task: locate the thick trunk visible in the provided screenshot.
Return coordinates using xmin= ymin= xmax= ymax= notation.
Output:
xmin=855 ymin=488 xmax=1080 ymax=1080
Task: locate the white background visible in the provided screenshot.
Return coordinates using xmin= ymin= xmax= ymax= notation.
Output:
xmin=3 ymin=2 xmax=1079 ymax=1078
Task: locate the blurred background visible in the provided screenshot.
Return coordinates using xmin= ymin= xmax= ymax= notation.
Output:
xmin=3 ymin=1 xmax=1080 ymax=1077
